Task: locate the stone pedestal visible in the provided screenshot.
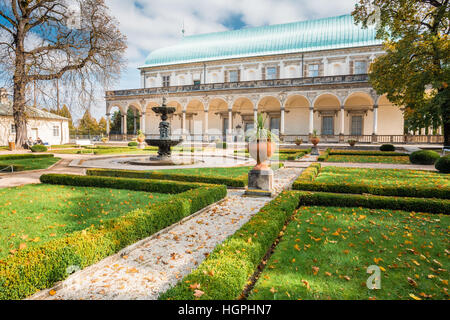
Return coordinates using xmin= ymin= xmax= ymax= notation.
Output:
xmin=245 ymin=168 xmax=273 ymax=197
xmin=311 ymin=145 xmax=319 ymax=155
xmin=138 ymin=142 xmax=146 ymax=149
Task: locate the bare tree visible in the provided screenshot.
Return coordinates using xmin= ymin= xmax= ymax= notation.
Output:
xmin=0 ymin=0 xmax=127 ymax=147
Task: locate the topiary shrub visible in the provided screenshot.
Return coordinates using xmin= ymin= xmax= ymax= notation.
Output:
xmin=30 ymin=144 xmax=48 ymax=152
xmin=380 ymin=144 xmax=395 ymax=152
xmin=435 ymin=154 xmax=450 ymax=173
xmin=409 ymin=150 xmax=440 ymax=165
xmin=128 ymin=141 xmax=138 ymax=147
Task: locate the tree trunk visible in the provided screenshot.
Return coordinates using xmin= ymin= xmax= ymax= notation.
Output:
xmin=13 ymin=22 xmax=28 ymax=149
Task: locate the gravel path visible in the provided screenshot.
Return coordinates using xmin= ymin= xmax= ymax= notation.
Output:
xmin=30 ymin=167 xmax=302 ymax=300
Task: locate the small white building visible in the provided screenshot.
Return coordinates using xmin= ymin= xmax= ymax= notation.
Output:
xmin=0 ymin=88 xmax=70 ymax=146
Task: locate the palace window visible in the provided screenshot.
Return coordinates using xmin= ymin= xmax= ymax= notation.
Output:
xmin=10 ymin=124 xmax=15 ymax=134
xmin=308 ymin=64 xmax=319 ymax=77
xmin=354 ymin=61 xmax=367 ymax=74
xmin=266 ymin=67 xmax=277 ymax=80
xmin=270 ymin=117 xmax=280 ymax=135
xmin=162 ymin=75 xmax=170 ymax=87
xmin=351 ymin=116 xmax=363 ymax=135
xmin=193 ymin=80 xmax=201 ymax=85
xmin=322 ymin=116 xmax=334 ymax=135
xmin=53 ymin=125 xmax=60 ymax=137
xmin=229 ymin=70 xmax=238 ymax=82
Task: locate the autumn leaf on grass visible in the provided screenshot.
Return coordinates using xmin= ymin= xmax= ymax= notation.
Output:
xmin=312 ymin=266 xmax=319 ymax=275
xmin=407 ymin=277 xmax=418 ymax=287
xmin=301 ymin=280 xmax=310 ymax=290
xmin=270 ymin=287 xmax=277 ymax=294
xmin=19 ymin=243 xmax=27 ymax=250
xmin=193 ymin=290 xmax=204 ymax=298
xmin=189 ymin=283 xmax=201 ymax=290
xmin=409 ymin=293 xmax=421 ymax=300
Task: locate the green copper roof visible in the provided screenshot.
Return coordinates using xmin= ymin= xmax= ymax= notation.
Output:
xmin=142 ymin=14 xmax=382 ymax=68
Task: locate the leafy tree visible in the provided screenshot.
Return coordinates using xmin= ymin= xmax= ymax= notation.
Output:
xmin=98 ymin=116 xmax=107 ymax=135
xmin=353 ymin=0 xmax=450 ymax=146
xmin=78 ymin=109 xmax=99 ymax=135
xmin=0 ymin=0 xmax=127 ymax=148
xmin=110 ymin=110 xmax=121 ymax=134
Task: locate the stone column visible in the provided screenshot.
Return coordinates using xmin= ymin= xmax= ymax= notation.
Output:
xmin=122 ymin=113 xmax=127 ymax=141
xmin=309 ymin=107 xmax=314 ymax=134
xmin=340 ymin=106 xmax=345 ymax=135
xmin=228 ymin=108 xmax=233 ymax=142
xmin=254 ymin=108 xmax=258 ymax=123
xmin=373 ymin=104 xmax=378 ymax=135
xmin=203 ymin=110 xmax=209 ymax=142
xmin=182 ymin=110 xmax=186 ymax=136
xmin=106 ymin=113 xmax=110 ymax=136
xmin=280 ymin=107 xmax=285 ymax=135
xmin=141 ymin=112 xmax=146 ymax=134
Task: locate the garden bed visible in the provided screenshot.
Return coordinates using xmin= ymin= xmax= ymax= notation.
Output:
xmin=319 ymin=149 xmax=411 ymax=164
xmin=0 ymin=154 xmax=60 ymax=171
xmin=249 ymin=205 xmax=449 ymax=300
xmin=292 ymin=164 xmax=450 ymax=199
xmin=0 ymin=175 xmax=226 ymax=299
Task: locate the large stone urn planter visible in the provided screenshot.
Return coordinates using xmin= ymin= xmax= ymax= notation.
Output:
xmin=310 ymin=136 xmax=320 ymax=155
xmin=246 ymin=140 xmax=276 ymax=196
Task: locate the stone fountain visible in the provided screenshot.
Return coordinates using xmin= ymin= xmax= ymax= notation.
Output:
xmin=144 ymin=97 xmax=183 ymax=164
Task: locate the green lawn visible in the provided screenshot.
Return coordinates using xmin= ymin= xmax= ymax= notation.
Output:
xmin=326 ymin=155 xmax=411 ymax=164
xmin=0 ymin=184 xmax=170 ymax=258
xmin=0 ymin=156 xmax=61 ymax=171
xmin=316 ymin=166 xmax=449 ymax=190
xmin=249 ymin=206 xmax=449 ymax=300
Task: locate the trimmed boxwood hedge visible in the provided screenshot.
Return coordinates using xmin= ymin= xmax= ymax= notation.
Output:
xmin=128 ymin=141 xmax=138 ymax=147
xmin=410 ymin=150 xmax=440 ymax=165
xmin=160 ymin=191 xmax=301 ymax=300
xmin=292 ymin=163 xmax=449 ymax=199
xmin=380 ymin=144 xmax=396 ymax=151
xmin=0 ymin=182 xmax=226 ymax=300
xmin=86 ymin=168 xmax=247 ymax=188
xmin=0 ymin=153 xmax=54 ymax=160
xmin=329 ymin=150 xmax=408 ymax=156
xmin=296 ymin=191 xmax=450 ymax=214
xmin=318 ymin=148 xmax=331 ymax=162
xmin=435 ymin=155 xmax=450 ymax=173
xmin=40 ymin=174 xmax=212 ymax=194
xmin=30 ymin=144 xmax=48 ymax=152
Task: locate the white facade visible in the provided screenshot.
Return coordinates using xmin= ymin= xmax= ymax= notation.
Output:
xmin=0 ymin=88 xmax=70 ymax=146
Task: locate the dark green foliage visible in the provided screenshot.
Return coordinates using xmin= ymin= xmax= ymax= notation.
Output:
xmin=380 ymin=144 xmax=396 ymax=152
xmin=128 ymin=141 xmax=138 ymax=147
xmin=435 ymin=155 xmax=450 ymax=173
xmin=39 ymin=174 xmax=214 ymax=194
xmin=409 ymin=150 xmax=440 ymax=165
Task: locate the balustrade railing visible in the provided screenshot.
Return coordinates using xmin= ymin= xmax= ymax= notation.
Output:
xmin=103 ymin=133 xmax=444 ymax=145
xmin=106 ymin=74 xmax=370 ymax=98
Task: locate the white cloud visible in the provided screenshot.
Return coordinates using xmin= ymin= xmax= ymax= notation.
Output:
xmin=92 ymin=0 xmax=358 ymax=118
